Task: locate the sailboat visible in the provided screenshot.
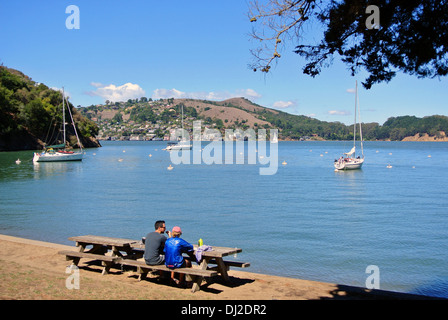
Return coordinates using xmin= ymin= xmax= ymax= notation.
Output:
xmin=334 ymin=81 xmax=364 ymax=170
xmin=165 ymin=104 xmax=192 ymax=151
xmin=33 ymin=88 xmax=83 ymax=162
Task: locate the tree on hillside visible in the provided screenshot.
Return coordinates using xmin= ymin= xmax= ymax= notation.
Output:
xmin=248 ymin=0 xmax=448 ymax=89
xmin=0 ymin=66 xmax=99 ymax=147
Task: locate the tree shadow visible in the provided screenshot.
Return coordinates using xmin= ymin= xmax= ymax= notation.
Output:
xmin=320 ymin=284 xmax=445 ymax=300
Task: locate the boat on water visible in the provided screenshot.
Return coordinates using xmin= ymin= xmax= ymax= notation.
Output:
xmin=334 ymin=81 xmax=364 ymax=171
xmin=165 ymin=140 xmax=192 ymax=151
xmin=33 ymin=88 xmax=83 ymax=163
xmin=164 ymin=104 xmax=192 ymax=151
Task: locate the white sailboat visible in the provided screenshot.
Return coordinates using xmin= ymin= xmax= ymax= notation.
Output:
xmin=334 ymin=81 xmax=364 ymax=171
xmin=33 ymin=88 xmax=83 ymax=162
xmin=165 ymin=104 xmax=192 ymax=151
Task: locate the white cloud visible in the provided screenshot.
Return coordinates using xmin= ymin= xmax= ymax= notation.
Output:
xmin=272 ymin=100 xmax=296 ymax=109
xmin=151 ymin=88 xmax=262 ymax=101
xmin=90 ymin=82 xmax=104 ymax=88
xmin=87 ymin=82 xmax=146 ymax=102
xmin=152 ymin=88 xmax=186 ymax=99
xmin=235 ymin=89 xmax=262 ymax=100
xmin=328 ymin=110 xmax=351 ymax=116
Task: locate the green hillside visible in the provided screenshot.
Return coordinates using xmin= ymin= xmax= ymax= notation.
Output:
xmin=0 ymin=66 xmax=100 ymax=151
xmin=80 ymin=97 xmax=448 ymax=142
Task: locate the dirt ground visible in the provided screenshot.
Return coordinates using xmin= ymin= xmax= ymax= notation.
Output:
xmin=0 ymin=234 xmax=434 ymax=301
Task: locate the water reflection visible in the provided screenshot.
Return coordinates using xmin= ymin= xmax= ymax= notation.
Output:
xmin=0 ymin=150 xmax=83 ymax=182
xmin=32 ymin=161 xmax=82 ymax=179
xmin=0 ymin=151 xmax=35 ymax=181
xmin=334 ymin=169 xmax=365 ymax=195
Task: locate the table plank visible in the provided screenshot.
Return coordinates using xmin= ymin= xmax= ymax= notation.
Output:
xmin=70 ymin=236 xmax=242 ymax=258
xmin=193 ymin=245 xmax=242 ymax=257
xmin=130 ymin=242 xmax=242 ymax=258
xmin=68 ymin=235 xmax=138 ymax=247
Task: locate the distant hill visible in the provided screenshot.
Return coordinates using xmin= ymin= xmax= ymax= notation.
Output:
xmin=0 ymin=66 xmax=101 ymax=151
xmin=2 ymin=66 xmax=447 ymax=151
xmin=80 ymin=96 xmax=448 ymax=142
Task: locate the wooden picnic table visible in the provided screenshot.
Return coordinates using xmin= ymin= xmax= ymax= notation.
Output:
xmin=61 ymin=235 xmax=249 ymax=292
xmin=130 ymin=242 xmax=247 ymax=292
xmin=64 ymin=235 xmax=141 ymax=275
xmin=69 ymin=235 xmax=139 ymax=257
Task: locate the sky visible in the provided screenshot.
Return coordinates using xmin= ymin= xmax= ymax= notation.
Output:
xmin=1 ymin=0 xmax=447 ymax=125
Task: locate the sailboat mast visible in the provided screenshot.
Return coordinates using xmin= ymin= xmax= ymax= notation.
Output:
xmin=353 ymin=81 xmax=357 ymax=155
xmin=65 ymin=95 xmax=83 ymax=151
xmin=62 ymin=87 xmax=66 ymax=146
xmin=357 ymin=82 xmax=364 ymax=157
xmin=182 ymin=104 xmax=184 ymax=141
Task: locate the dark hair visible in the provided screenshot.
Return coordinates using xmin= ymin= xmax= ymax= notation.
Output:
xmin=154 ymin=220 xmax=165 ymax=230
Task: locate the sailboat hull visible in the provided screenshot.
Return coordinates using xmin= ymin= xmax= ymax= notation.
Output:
xmin=334 ymin=158 xmax=364 ymax=170
xmin=165 ymin=143 xmax=192 ymax=151
xmin=33 ymin=152 xmax=83 ymax=162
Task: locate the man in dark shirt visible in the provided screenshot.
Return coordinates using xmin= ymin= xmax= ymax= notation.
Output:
xmin=143 ymin=220 xmax=170 ymax=265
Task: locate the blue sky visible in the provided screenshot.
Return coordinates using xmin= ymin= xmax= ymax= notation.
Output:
xmin=1 ymin=0 xmax=446 ymax=125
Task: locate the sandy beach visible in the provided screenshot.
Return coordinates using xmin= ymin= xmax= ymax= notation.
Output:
xmin=0 ymin=234 xmax=438 ymax=301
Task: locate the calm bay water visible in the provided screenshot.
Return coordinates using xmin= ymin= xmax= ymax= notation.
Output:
xmin=1 ymin=140 xmax=447 ymax=298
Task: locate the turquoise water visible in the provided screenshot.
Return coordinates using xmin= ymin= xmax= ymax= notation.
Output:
xmin=1 ymin=141 xmax=447 ymax=298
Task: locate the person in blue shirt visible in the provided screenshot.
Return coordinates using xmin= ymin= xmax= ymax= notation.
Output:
xmin=164 ymin=226 xmax=194 ymax=286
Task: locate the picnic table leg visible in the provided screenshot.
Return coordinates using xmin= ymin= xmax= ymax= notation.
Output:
xmin=70 ymin=242 xmax=86 ymax=265
xmin=101 ymin=245 xmax=121 ymax=275
xmin=76 ymin=242 xmax=87 ymax=252
xmin=215 ymin=257 xmax=230 ymax=282
xmin=191 ymin=257 xmax=211 ymax=293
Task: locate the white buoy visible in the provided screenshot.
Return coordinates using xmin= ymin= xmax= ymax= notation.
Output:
xmin=428 ymin=155 xmax=432 ymax=158
xmin=149 ymin=154 xmax=152 ymax=157
xmin=167 ymin=165 xmax=174 ymax=170
xmin=15 ymin=159 xmax=21 ymax=164
xmin=282 ymin=161 xmax=287 ymax=165
xmin=387 ymin=164 xmax=392 ymax=168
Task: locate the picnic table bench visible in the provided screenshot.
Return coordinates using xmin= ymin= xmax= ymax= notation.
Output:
xmin=118 ymin=259 xmax=217 ymax=292
xmin=59 ymin=235 xmax=250 ymax=293
xmin=58 ymin=235 xmax=141 ymax=275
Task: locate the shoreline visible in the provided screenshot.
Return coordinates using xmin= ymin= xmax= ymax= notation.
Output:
xmin=0 ymin=234 xmax=440 ymax=300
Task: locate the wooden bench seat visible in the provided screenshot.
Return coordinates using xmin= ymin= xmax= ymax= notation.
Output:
xmin=119 ymin=259 xmax=217 ymax=292
xmin=58 ymin=250 xmax=122 ymax=275
xmin=207 ymin=259 xmax=250 ymax=268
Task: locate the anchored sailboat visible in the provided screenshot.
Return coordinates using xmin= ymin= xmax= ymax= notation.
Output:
xmin=33 ymin=88 xmax=83 ymax=162
xmin=165 ymin=104 xmax=192 ymax=151
xmin=334 ymin=81 xmax=364 ymax=170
